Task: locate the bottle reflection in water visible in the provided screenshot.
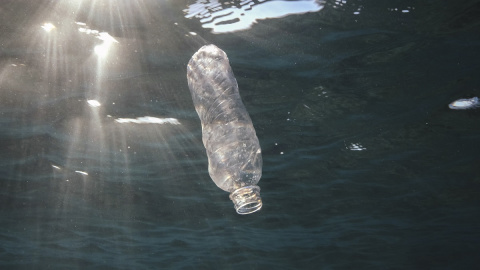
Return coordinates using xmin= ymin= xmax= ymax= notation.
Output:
xmin=187 ymin=44 xmax=262 ymax=214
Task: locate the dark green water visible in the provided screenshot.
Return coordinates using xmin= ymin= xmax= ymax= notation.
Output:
xmin=1 ymin=0 xmax=479 ymax=269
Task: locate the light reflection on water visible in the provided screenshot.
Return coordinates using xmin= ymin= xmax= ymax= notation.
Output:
xmin=184 ymin=0 xmax=326 ymax=34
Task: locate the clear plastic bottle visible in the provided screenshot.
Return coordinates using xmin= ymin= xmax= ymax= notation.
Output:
xmin=187 ymin=44 xmax=262 ymax=214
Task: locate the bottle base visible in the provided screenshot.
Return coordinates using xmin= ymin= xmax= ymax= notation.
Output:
xmin=229 ymin=185 xmax=262 ymax=215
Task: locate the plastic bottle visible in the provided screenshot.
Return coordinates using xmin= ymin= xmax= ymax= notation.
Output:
xmin=187 ymin=44 xmax=263 ymax=214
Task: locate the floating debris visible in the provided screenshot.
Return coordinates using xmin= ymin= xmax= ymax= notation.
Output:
xmin=87 ymin=99 xmax=101 ymax=107
xmin=115 ymin=116 xmax=180 ymax=125
xmin=345 ymin=142 xmax=367 ymax=151
xmin=449 ymin=97 xmax=479 ymax=110
xmin=75 ymin=170 xmax=89 ymax=176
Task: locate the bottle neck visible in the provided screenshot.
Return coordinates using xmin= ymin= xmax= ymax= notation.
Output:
xmin=229 ymin=185 xmax=262 ymax=214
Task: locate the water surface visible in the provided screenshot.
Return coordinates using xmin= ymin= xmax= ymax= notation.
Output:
xmin=1 ymin=0 xmax=480 ymax=269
